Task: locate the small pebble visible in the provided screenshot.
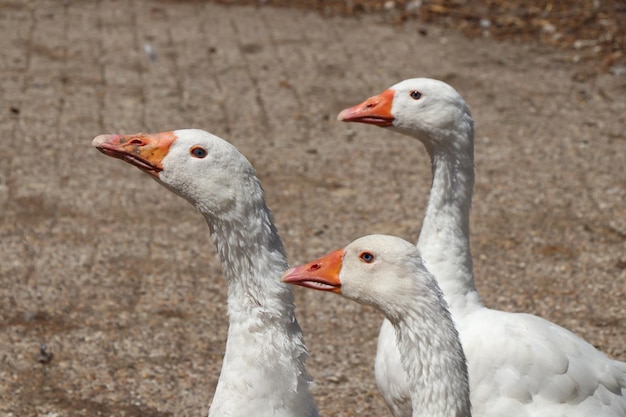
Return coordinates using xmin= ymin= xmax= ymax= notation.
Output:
xmin=37 ymin=344 xmax=54 ymax=364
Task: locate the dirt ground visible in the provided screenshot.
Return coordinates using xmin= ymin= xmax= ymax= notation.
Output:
xmin=217 ymin=0 xmax=626 ymax=75
xmin=0 ymin=1 xmax=624 ymax=416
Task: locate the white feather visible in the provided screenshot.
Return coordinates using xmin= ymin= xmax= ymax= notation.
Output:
xmin=294 ymin=235 xmax=472 ymax=417
xmin=342 ymin=79 xmax=626 ymax=417
xmin=95 ymin=129 xmax=319 ymax=417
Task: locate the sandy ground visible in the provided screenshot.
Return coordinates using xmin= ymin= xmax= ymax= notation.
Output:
xmin=0 ymin=1 xmax=624 ymax=416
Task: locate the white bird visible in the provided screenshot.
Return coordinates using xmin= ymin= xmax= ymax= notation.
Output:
xmin=92 ymin=129 xmax=319 ymax=417
xmin=282 ymin=234 xmax=472 ymax=417
xmin=338 ymin=78 xmax=626 ymax=417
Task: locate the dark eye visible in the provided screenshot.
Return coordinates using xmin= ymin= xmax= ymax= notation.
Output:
xmin=409 ymin=90 xmax=422 ymax=100
xmin=190 ymin=146 xmax=207 ymax=158
xmin=359 ymin=251 xmax=375 ymax=263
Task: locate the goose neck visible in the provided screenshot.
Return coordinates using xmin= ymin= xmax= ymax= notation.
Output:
xmin=417 ymin=138 xmax=481 ymax=312
xmin=202 ymin=199 xmax=318 ymax=417
xmin=393 ymin=301 xmax=472 ymax=417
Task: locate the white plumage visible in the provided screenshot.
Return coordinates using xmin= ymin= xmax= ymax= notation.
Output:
xmin=338 ymin=78 xmax=626 ymax=417
xmin=93 ymin=129 xmax=319 ymax=417
xmin=282 ymin=234 xmax=472 ymax=417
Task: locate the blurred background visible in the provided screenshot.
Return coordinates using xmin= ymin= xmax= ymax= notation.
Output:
xmin=0 ymin=1 xmax=624 ymax=416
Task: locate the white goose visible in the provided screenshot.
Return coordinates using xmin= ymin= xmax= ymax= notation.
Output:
xmin=338 ymin=78 xmax=626 ymax=417
xmin=281 ymin=234 xmax=472 ymax=417
xmin=93 ymin=129 xmax=319 ymax=417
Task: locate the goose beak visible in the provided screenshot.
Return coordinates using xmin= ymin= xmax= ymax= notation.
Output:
xmin=92 ymin=131 xmax=177 ymax=178
xmin=281 ymin=249 xmax=345 ymax=294
xmin=337 ymin=89 xmax=395 ymax=127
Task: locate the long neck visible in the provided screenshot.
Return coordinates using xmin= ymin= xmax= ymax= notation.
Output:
xmin=416 ymin=124 xmax=482 ymax=313
xmin=392 ymin=291 xmax=472 ymax=417
xmin=204 ymin=187 xmax=318 ymax=417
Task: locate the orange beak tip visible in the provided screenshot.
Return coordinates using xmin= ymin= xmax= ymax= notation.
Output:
xmin=336 ymin=90 xmax=395 ymax=127
xmin=337 ymin=108 xmax=350 ymax=122
xmin=280 ymin=267 xmax=296 ymax=283
xmin=92 ymin=134 xmax=118 ymax=148
xmin=280 ymin=249 xmax=344 ymax=292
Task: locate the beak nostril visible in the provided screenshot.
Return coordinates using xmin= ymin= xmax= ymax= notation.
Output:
xmin=129 ymin=139 xmax=144 ymax=146
xmin=308 ymin=263 xmax=321 ymax=272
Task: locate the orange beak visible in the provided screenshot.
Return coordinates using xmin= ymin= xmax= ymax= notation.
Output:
xmin=92 ymin=131 xmax=177 ymax=178
xmin=337 ymin=89 xmax=395 ymax=127
xmin=281 ymin=249 xmax=345 ymax=294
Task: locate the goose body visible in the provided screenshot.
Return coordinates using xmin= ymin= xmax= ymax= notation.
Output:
xmin=282 ymin=234 xmax=472 ymax=417
xmin=338 ymin=79 xmax=626 ymax=417
xmin=93 ymin=129 xmax=319 ymax=417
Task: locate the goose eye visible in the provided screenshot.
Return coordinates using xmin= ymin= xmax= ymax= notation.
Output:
xmin=359 ymin=251 xmax=375 ymax=263
xmin=409 ymin=90 xmax=422 ymax=100
xmin=190 ymin=146 xmax=207 ymax=158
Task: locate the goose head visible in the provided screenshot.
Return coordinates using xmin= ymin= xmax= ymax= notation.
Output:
xmin=92 ymin=129 xmax=261 ymax=217
xmin=282 ymin=234 xmax=437 ymax=321
xmin=283 ymin=236 xmax=470 ymax=417
xmin=338 ymin=78 xmax=474 ymax=154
